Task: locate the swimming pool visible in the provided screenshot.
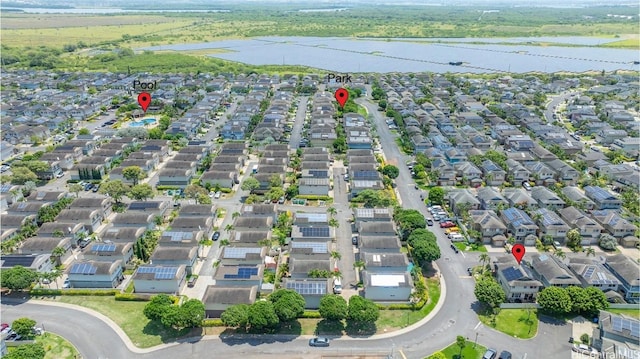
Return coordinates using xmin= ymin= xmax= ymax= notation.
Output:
xmin=129 ymin=118 xmax=156 ymax=127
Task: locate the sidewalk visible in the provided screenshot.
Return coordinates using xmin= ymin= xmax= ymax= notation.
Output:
xmin=19 ymin=263 xmax=448 ymax=352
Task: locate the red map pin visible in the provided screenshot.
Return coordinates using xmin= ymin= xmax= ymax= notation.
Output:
xmin=138 ymin=92 xmax=151 ymax=112
xmin=335 ymin=88 xmax=349 ymax=107
xmin=512 ymin=243 xmax=525 ymax=265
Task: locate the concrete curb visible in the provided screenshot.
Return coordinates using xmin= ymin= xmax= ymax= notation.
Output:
xmin=18 ymin=268 xmax=447 ymax=352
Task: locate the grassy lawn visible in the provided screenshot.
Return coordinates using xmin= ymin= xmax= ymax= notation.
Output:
xmin=453 ymin=242 xmax=488 ymax=253
xmin=37 ymin=332 xmax=80 ymax=359
xmin=376 ymin=278 xmax=441 ymax=333
xmin=607 ymin=309 xmax=640 ymax=320
xmin=54 ymin=296 xmax=192 ymax=348
xmin=439 ymin=340 xmax=488 ymax=359
xmin=478 ymin=308 xmax=538 ymax=339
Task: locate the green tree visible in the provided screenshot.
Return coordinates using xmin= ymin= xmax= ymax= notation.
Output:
xmin=598 ymin=234 xmax=617 ymax=251
xmin=474 ymin=278 xmax=506 ymax=309
xmin=143 ymin=294 xmax=174 ymax=321
xmin=128 ymin=183 xmax=154 ymax=201
xmin=11 ymin=317 xmax=36 ymax=338
xmin=456 ymin=335 xmax=466 ymax=358
xmin=411 ymin=240 xmax=441 ymax=264
xmin=381 ymin=165 xmax=399 ymax=179
xmin=99 ymin=180 xmax=129 ymax=203
xmin=347 ymin=296 xmax=379 ymax=323
xmin=10 ymin=167 xmax=38 ymax=184
xmin=269 ymin=174 xmax=282 ymax=188
xmin=393 ymin=208 xmax=426 ymax=240
xmin=241 ymin=177 xmax=260 ymax=192
xmin=4 ymin=343 xmax=45 ymax=359
xmin=122 ymin=166 xmax=146 ymax=185
xmin=537 ymin=286 xmax=572 ymax=315
xmin=248 ymin=301 xmax=279 ymax=330
xmin=583 ymin=286 xmax=609 ymax=316
xmin=69 ymin=183 xmax=83 ymax=198
xmin=269 ymin=289 xmax=306 ymax=322
xmin=319 ymin=294 xmax=348 ymax=321
xmin=285 ymin=184 xmax=299 ymax=199
xmin=266 ymin=187 xmax=285 ymax=202
xmin=1 ymin=266 xmax=38 ymax=291
xmin=184 ymin=184 xmax=208 ymax=204
xmin=567 ymin=286 xmax=590 ymax=314
xmin=566 ymin=229 xmax=582 ymax=251
xmin=351 ymin=189 xmax=394 ymax=207
xmin=78 ymin=128 xmax=90 ymax=135
xmin=428 ymin=187 xmax=445 ymax=205
xmin=221 ymin=304 xmax=250 ymax=329
xmin=179 ymin=299 xmax=206 ymax=328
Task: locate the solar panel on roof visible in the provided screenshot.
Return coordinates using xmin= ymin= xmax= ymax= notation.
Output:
xmin=285 ymin=281 xmax=327 ymax=295
xmin=223 ymin=267 xmax=258 ymax=279
xmin=502 ymin=267 xmax=522 ymax=282
xmin=0 ymin=184 xmax=12 ymax=193
xmin=137 ymin=266 xmax=178 ymax=280
xmin=291 ymin=242 xmax=328 ymax=253
xmin=129 ymin=202 xmax=158 ymax=210
xmin=223 ymin=247 xmax=262 ymax=259
xmin=70 ymin=263 xmax=97 ymax=275
xmin=92 ymin=244 xmax=116 ymax=252
xmin=300 ymin=227 xmax=330 ymax=237
xmin=583 ymin=266 xmax=596 ymax=278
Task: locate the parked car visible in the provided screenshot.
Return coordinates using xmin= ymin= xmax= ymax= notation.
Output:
xmin=63 ymin=278 xmax=71 ymax=289
xmin=444 ymin=227 xmax=460 ymax=235
xmin=84 ymin=183 xmax=93 ymax=191
xmin=278 ymin=196 xmax=285 ymax=204
xmin=432 ymin=215 xmax=441 ymax=222
xmin=92 ymin=184 xmax=100 ymax=192
xmin=482 ymin=349 xmax=497 ymax=359
xmin=440 ymin=221 xmax=456 ymax=228
xmin=212 ymin=231 xmax=220 ymax=241
xmin=467 ymin=267 xmax=473 ymax=275
xmin=426 ymin=219 xmax=434 ymax=226
xmin=213 ymin=191 xmax=221 ymax=199
xmin=187 ymin=276 xmax=198 ymax=288
xmin=498 ymin=351 xmax=512 ymax=359
xmin=522 ymin=182 xmax=532 ymax=191
xmin=309 ymin=337 xmax=330 ymax=347
xmin=352 ymin=236 xmax=358 ymax=245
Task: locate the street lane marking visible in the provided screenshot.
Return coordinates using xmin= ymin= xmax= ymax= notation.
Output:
xmin=474 ymin=321 xmax=482 ymax=330
xmin=399 ymin=350 xmax=407 ymax=359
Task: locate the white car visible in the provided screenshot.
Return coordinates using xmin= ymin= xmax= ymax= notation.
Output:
xmin=63 ymin=278 xmax=71 ymax=289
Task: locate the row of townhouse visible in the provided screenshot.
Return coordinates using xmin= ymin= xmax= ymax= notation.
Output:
xmin=493 ymin=252 xmax=639 ymax=304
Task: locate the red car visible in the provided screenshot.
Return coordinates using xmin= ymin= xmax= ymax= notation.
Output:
xmin=440 ymin=221 xmax=455 ymax=228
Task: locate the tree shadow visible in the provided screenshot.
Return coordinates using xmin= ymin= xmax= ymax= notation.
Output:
xmin=345 ymin=321 xmax=377 ymax=337
xmin=315 ymin=319 xmax=344 ymax=336
xmin=142 ymin=320 xmax=195 ymax=344
xmin=218 ymin=327 xmax=298 ymax=346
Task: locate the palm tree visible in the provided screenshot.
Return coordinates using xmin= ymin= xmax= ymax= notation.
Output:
xmin=224 ymin=224 xmax=234 ymax=233
xmin=554 ymin=248 xmax=566 ymax=259
xmin=330 ymin=251 xmax=342 ymax=261
xmin=328 ymin=218 xmax=339 ymax=228
xmin=327 ymin=207 xmax=337 ymax=217
xmin=479 ymin=253 xmax=490 ymax=268
xmin=585 ymin=247 xmax=596 ymax=257
xmin=232 ymin=211 xmax=241 ymax=219
xmin=51 ymin=246 xmax=66 ymax=266
xmin=353 ymin=260 xmax=366 ymax=271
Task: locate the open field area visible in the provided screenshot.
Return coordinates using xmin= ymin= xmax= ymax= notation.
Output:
xmin=478 ymin=309 xmax=539 ymax=339
xmin=1 ymin=6 xmax=638 ymax=50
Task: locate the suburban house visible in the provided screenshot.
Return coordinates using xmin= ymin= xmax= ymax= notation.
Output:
xmin=1 ymin=254 xmax=54 ymax=273
xmin=360 ymin=251 xmax=409 ymax=273
xmin=298 ymin=178 xmax=330 ymax=196
xmin=357 ymin=221 xmax=397 ymax=237
xmin=361 ymin=271 xmax=413 ymax=302
xmin=481 ymin=160 xmax=506 ymax=186
xmin=67 ymin=260 xmax=124 ymax=288
xmin=592 ymin=311 xmax=640 ymax=359
xmin=533 ymin=208 xmax=571 ymax=243
xmin=284 ymin=279 xmax=331 ymax=309
xmin=476 ymin=187 xmax=508 ymax=211
xmin=353 ymin=208 xmax=393 ymax=225
xmin=527 ymin=254 xmax=581 ymax=288
xmin=530 ymin=186 xmax=566 ymax=210
xmin=290 ymin=225 xmax=335 ymax=242
xmin=591 ymin=210 xmax=638 ymax=240
xmin=502 ymin=188 xmax=538 ymax=209
xmin=82 ymin=242 xmax=134 ymax=267
xmin=561 ymin=187 xmax=596 ymax=211
xmin=150 ymin=246 xmax=199 ymax=275
xmin=468 ymin=210 xmax=508 ymax=245
xmin=214 ymin=265 xmax=264 ymax=287
xmin=220 ymin=246 xmax=267 ymax=266
xmin=203 ymin=285 xmax=258 ymax=317
xmin=493 ymin=256 xmax=542 ymax=303
xmin=584 ymin=186 xmax=622 ymax=210
xmin=558 ymin=207 xmax=603 ymax=244
xmin=567 ymin=257 xmax=620 ymax=294
xmin=603 ymin=254 xmax=640 ymax=303
xmin=55 ymin=209 xmax=104 ymax=233
xmin=500 ymin=208 xmax=538 ymax=244
xmin=358 ymin=236 xmax=402 ymax=252
xmin=132 ymin=265 xmax=187 ymax=294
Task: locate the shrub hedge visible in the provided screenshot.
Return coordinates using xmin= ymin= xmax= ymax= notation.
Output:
xmin=300 ymin=311 xmax=322 ymax=318
xmin=30 ymin=288 xmax=119 ymax=296
xmin=201 ymin=319 xmax=225 ymax=327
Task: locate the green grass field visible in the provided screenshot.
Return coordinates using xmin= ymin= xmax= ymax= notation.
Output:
xmin=55 ymin=296 xmax=191 ymax=348
xmin=607 ymin=308 xmax=640 ymax=320
xmin=478 ymin=308 xmax=539 ymax=339
xmin=38 ymin=332 xmax=81 ymax=359
xmin=439 ymin=340 xmax=488 ymax=359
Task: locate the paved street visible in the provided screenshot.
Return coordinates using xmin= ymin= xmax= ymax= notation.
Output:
xmin=288 ymin=96 xmax=308 ymax=149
